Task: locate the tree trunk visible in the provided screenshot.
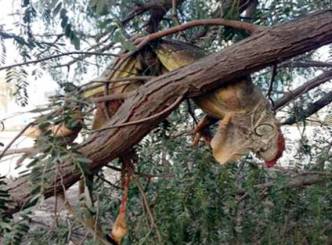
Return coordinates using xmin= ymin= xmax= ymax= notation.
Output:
xmin=6 ymin=10 xmax=332 ymax=215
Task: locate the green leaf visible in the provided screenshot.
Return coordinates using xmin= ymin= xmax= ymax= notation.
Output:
xmin=22 ymin=0 xmax=29 ymax=7
xmin=70 ymin=34 xmax=80 ymax=50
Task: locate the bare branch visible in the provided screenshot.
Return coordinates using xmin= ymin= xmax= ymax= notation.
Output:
xmin=93 ymin=95 xmax=183 ymax=132
xmin=274 ymin=70 xmax=332 ymax=110
xmin=0 ymin=123 xmax=33 ymax=160
xmin=236 ymin=173 xmax=331 ymax=202
xmin=0 ymin=147 xmax=36 ymax=157
xmin=81 ymin=76 xmax=154 ymax=92
xmin=267 ymin=64 xmax=278 ymax=107
xmin=280 ymin=60 xmax=332 ymax=68
xmin=56 ymin=41 xmax=119 ymax=68
xmin=132 ymin=18 xmax=262 ymax=52
xmin=121 ymin=0 xmax=184 ymax=33
xmin=0 ymin=52 xmax=118 ymax=71
xmin=91 ymin=92 xmax=134 ymax=103
xmin=282 ymin=90 xmax=332 ymax=125
xmin=134 ymin=177 xmax=162 ymax=242
xmin=105 ymin=165 xmax=174 ymax=179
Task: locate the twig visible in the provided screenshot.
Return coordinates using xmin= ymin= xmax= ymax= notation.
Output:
xmin=186 ymin=99 xmax=198 ymax=124
xmin=103 ymin=78 xmax=112 ymax=120
xmin=89 ymin=76 xmax=154 ymax=84
xmin=0 ymin=51 xmax=118 ymax=71
xmin=279 ymin=60 xmax=332 ymax=68
xmin=94 ymin=96 xmax=183 ymax=132
xmin=56 ymin=42 xmax=119 ymax=68
xmin=121 ymin=4 xmax=147 ymax=26
xmin=120 ymin=17 xmax=262 ymax=61
xmin=132 ymin=18 xmax=262 ymax=48
xmin=0 ymin=123 xmax=33 ymax=160
xmin=59 ymin=194 xmax=115 ymax=245
xmin=282 ymin=90 xmax=332 ymax=125
xmin=57 ymin=165 xmax=116 ymax=245
xmin=274 ymin=69 xmax=332 ymax=110
xmin=105 ymin=164 xmax=175 ymax=179
xmin=36 ymin=34 xmax=64 ymax=57
xmin=134 ymin=177 xmax=162 ymax=243
xmin=236 ymin=173 xmax=331 ymax=202
xmin=91 ymin=92 xmax=135 ymax=103
xmin=0 ymin=106 xmax=53 ymax=124
xmin=171 ymin=0 xmax=185 ymax=40
xmin=267 ymin=64 xmax=277 ymax=108
xmin=172 ymin=0 xmax=177 ymax=21
xmin=96 ymin=173 xmax=121 ymax=189
xmin=81 ymin=76 xmax=154 ymax=93
xmin=0 ymin=147 xmax=37 ymax=157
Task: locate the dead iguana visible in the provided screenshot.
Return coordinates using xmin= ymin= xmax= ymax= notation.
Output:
xmin=23 ymin=39 xmax=285 ymax=244
xmin=154 ymin=40 xmax=285 ymax=167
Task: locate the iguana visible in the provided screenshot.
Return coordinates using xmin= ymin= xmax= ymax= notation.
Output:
xmin=26 ymin=40 xmax=285 ymax=168
xmin=23 ymin=39 xmax=285 ymax=244
xmin=154 ymin=40 xmax=285 ymax=167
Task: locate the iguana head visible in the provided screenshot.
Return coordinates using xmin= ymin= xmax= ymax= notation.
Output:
xmin=250 ymin=102 xmax=285 ymax=167
xmin=211 ymin=101 xmax=285 ymax=167
xmin=251 ymin=123 xmax=285 ymax=168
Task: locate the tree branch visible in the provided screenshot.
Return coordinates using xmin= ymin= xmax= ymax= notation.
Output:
xmin=0 ymin=52 xmax=118 ymax=71
xmin=282 ymin=90 xmax=332 ymax=125
xmin=55 ymin=41 xmax=118 ymax=68
xmin=93 ymin=95 xmax=183 ymax=132
xmin=0 ymin=147 xmax=36 ymax=158
xmin=280 ymin=60 xmax=332 ymax=68
xmin=133 ymin=18 xmax=262 ymax=51
xmin=0 ymin=123 xmax=33 ymax=160
xmin=134 ymin=177 xmax=162 ymax=242
xmin=5 ymin=10 xmax=332 ymax=216
xmin=121 ymin=0 xmax=184 ymax=33
xmin=237 ymin=173 xmax=331 ymax=199
xmin=274 ymin=69 xmax=332 ymax=110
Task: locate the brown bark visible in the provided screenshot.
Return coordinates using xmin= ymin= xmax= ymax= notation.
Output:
xmin=6 ymin=10 xmax=332 ymax=215
xmin=237 ymin=173 xmax=330 ymax=195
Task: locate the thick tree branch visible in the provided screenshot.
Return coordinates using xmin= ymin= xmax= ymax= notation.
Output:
xmin=6 ymin=10 xmax=332 ymax=215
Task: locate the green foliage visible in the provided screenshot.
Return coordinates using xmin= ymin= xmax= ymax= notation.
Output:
xmin=59 ymin=8 xmax=80 ymax=50
xmin=5 ymin=68 xmax=29 ymax=106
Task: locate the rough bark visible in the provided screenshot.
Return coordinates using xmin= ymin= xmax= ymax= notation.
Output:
xmin=6 ymin=10 xmax=332 ymax=215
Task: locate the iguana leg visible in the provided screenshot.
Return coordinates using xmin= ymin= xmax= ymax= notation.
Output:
xmin=193 ymin=115 xmax=217 ymax=146
xmin=211 ymin=112 xmax=233 ymax=150
xmin=111 ymin=151 xmax=136 ymax=244
xmin=219 ymin=112 xmax=233 ymax=130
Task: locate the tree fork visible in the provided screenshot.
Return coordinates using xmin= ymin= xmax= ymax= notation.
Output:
xmin=6 ymin=10 xmax=332 ymax=215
